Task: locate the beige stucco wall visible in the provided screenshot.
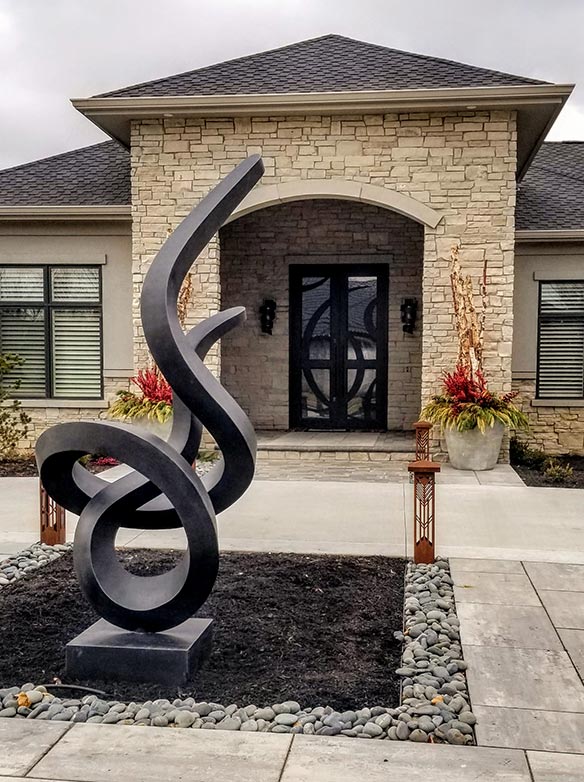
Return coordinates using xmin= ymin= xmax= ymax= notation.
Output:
xmin=513 ymin=241 xmax=584 ymax=454
xmin=131 ymin=110 xmax=517 ymax=432
xmin=220 ymin=199 xmax=423 ymax=430
xmin=0 ymin=220 xmax=134 ymax=447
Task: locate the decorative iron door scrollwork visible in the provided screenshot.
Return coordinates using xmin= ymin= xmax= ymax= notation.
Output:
xmin=289 ymin=263 xmax=388 ymax=430
xmin=36 ymin=155 xmax=265 ymax=633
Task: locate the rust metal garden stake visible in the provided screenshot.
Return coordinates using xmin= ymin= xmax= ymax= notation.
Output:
xmin=40 ymin=481 xmax=66 ymax=546
xmin=408 ymin=421 xmax=440 ymax=564
xmin=413 ymin=420 xmax=432 ymax=461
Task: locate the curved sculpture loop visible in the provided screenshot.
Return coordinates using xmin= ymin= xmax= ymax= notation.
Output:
xmin=36 ymin=155 xmax=265 ymax=633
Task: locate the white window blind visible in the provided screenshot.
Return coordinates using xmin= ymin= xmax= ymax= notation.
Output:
xmin=0 ymin=308 xmax=46 ymax=396
xmin=0 ymin=265 xmax=102 ymax=399
xmin=0 ymin=267 xmax=44 ymax=302
xmin=51 ymin=267 xmax=100 ymax=302
xmin=52 ymin=309 xmax=101 ymax=397
xmin=538 ymin=283 xmax=584 ymax=399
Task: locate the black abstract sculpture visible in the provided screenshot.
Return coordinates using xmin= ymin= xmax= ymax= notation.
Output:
xmin=36 ymin=155 xmax=265 ymax=656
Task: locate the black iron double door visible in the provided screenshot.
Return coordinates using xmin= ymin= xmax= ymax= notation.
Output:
xmin=289 ymin=264 xmax=389 ymax=430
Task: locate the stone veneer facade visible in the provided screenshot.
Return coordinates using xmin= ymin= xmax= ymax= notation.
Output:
xmin=18 ymin=376 xmax=131 ymax=451
xmin=513 ymin=379 xmax=584 ymax=455
xmin=131 ymin=110 xmax=517 ymax=431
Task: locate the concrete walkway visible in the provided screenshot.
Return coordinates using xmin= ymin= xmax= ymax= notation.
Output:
xmin=1 ymin=469 xmax=583 ymax=563
xmin=1 ymin=719 xmax=579 ymax=781
xmin=452 ymin=558 xmax=584 ymax=755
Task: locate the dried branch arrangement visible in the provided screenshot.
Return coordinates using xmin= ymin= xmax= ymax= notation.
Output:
xmin=177 ymin=272 xmax=194 ymax=330
xmin=449 ymin=244 xmax=487 ymax=378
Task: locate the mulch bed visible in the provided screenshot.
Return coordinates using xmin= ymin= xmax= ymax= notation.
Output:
xmin=0 ymin=456 xmax=118 ymax=477
xmin=0 ymin=456 xmax=38 ymax=477
xmin=514 ymin=455 xmax=584 ymax=489
xmin=0 ymin=550 xmax=405 ymax=710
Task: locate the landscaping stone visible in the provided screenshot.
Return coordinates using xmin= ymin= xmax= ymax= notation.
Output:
xmin=0 ymin=543 xmax=71 ymax=587
xmin=0 ymin=549 xmax=473 ymax=746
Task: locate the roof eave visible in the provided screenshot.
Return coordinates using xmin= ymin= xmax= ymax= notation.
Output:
xmin=72 ymin=83 xmax=573 ymax=179
xmin=515 ymin=228 xmax=584 ymax=242
xmin=72 ymin=82 xmax=573 ymax=131
xmin=1 ymin=210 xmax=582 ymax=239
xmin=0 ymin=205 xmax=132 ymax=221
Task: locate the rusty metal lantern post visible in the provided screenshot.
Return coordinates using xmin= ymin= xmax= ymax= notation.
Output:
xmin=40 ymin=481 xmax=66 ymax=546
xmin=408 ymin=421 xmax=440 ymax=565
xmin=413 ymin=420 xmax=432 ymax=460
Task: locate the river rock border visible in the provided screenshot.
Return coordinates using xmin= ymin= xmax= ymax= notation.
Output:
xmin=0 ymin=548 xmax=475 ymax=744
xmin=0 ymin=543 xmax=72 ymax=586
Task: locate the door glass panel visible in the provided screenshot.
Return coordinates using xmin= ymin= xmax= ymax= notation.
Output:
xmin=302 ymin=277 xmax=331 ymax=360
xmin=292 ymin=267 xmax=386 ymax=430
xmin=346 ymin=276 xmax=378 ymax=423
xmin=347 ymin=369 xmax=377 ymax=423
xmin=301 ymin=368 xmax=330 ymax=420
xmin=347 ymin=276 xmax=377 ymax=359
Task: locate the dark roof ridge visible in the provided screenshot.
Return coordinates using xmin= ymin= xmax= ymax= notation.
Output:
xmin=522 ymin=163 xmax=584 ymax=187
xmin=95 ymin=33 xmax=546 ymax=99
xmin=94 ymin=35 xmax=339 ymax=98
xmin=318 ymin=35 xmax=548 ymax=88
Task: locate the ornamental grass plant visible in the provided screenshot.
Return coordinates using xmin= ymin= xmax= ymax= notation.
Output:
xmin=108 ymin=367 xmax=173 ymax=424
xmin=421 ymin=364 xmax=528 ymax=433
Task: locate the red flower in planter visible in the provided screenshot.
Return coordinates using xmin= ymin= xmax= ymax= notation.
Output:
xmin=131 ymin=368 xmax=173 ymax=404
xmin=422 ymin=363 xmax=527 ymax=433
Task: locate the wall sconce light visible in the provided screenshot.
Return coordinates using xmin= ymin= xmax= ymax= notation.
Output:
xmin=400 ymin=298 xmax=418 ymax=334
xmin=259 ymin=299 xmax=277 ymax=334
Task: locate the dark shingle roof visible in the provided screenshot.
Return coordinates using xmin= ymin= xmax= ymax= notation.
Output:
xmin=0 ymin=141 xmax=130 ymax=206
xmin=517 ymin=142 xmax=584 ymax=231
xmin=96 ymin=34 xmax=545 ymax=98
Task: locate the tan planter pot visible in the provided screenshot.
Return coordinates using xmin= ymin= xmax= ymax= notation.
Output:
xmin=126 ymin=416 xmax=173 ymax=442
xmin=444 ymin=421 xmax=505 ymax=471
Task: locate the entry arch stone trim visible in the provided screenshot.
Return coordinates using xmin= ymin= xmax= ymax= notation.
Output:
xmin=224 ymin=180 xmax=442 ymax=229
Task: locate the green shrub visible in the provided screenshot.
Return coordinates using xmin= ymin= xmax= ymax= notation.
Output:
xmin=0 ymin=352 xmax=31 ymax=457
xmin=196 ymin=449 xmax=219 ymax=463
xmin=542 ymin=458 xmax=574 ymax=484
xmin=509 ymin=437 xmax=546 ymax=470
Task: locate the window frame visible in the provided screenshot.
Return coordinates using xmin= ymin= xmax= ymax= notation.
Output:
xmin=0 ymin=264 xmax=104 ymax=400
xmin=536 ymin=279 xmax=584 ymax=401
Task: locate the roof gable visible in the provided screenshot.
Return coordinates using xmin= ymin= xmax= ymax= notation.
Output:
xmin=96 ymin=34 xmax=546 ymax=98
xmin=517 ymin=141 xmax=584 ymax=231
xmin=0 ymin=141 xmax=130 ymax=206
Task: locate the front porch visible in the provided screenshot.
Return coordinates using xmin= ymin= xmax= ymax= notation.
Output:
xmin=256 ymin=429 xmax=415 ymax=461
xmin=253 ymin=429 xmax=523 ymax=485
xmin=219 ymin=197 xmax=424 ymax=435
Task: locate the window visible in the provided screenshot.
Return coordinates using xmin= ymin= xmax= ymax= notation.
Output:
xmin=537 ymin=282 xmax=584 ymax=399
xmin=0 ymin=266 xmax=102 ymax=399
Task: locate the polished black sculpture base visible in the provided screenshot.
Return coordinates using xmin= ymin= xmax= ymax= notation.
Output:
xmin=66 ymin=618 xmax=213 ymax=686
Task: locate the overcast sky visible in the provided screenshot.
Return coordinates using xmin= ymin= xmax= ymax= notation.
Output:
xmin=1 ymin=0 xmax=583 ymax=170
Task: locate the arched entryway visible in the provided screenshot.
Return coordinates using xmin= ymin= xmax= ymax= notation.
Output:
xmin=219 ymin=196 xmax=426 ymax=434
xmin=225 ymin=180 xmax=442 ymax=229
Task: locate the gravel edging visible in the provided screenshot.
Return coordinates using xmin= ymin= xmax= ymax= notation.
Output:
xmin=0 ymin=543 xmax=72 ymax=586
xmin=0 ymin=547 xmax=475 ymax=744
xmin=393 ymin=559 xmax=475 ymax=744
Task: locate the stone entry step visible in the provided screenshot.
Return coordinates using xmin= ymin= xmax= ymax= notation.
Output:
xmin=255 ymin=430 xmax=416 ymax=462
